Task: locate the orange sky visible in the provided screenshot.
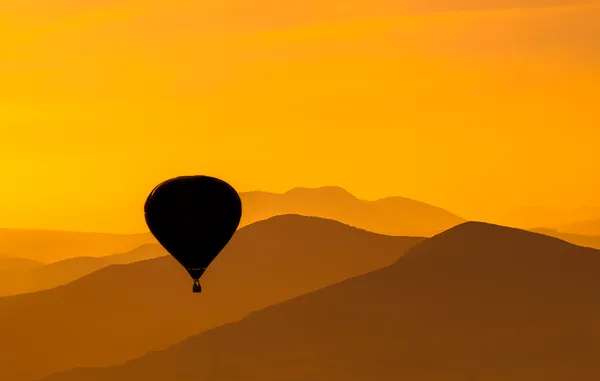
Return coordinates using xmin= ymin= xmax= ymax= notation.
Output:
xmin=1 ymin=1 xmax=599 ymax=233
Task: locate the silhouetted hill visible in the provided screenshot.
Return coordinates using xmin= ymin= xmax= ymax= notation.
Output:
xmin=240 ymin=186 xmax=464 ymax=236
xmin=554 ymin=218 xmax=600 ymax=236
xmin=102 ymin=244 xmax=168 ymax=264
xmin=530 ymin=227 xmax=600 ymax=250
xmin=0 ymin=256 xmax=44 ymax=296
xmin=0 ymin=215 xmax=424 ymax=381
xmin=27 ymin=245 xmax=168 ymax=293
xmin=44 ymin=222 xmax=600 ymax=381
xmin=0 ymin=255 xmax=44 ymax=272
xmin=0 ymin=244 xmax=169 ymax=297
xmin=0 ymin=187 xmax=456 ymax=262
xmin=0 ymin=228 xmax=154 ymax=262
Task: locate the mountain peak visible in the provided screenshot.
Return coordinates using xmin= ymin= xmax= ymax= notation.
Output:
xmin=283 ymin=186 xmax=358 ymax=199
xmin=428 ymin=220 xmax=565 ymax=242
xmin=246 ymin=213 xmax=355 ymax=227
xmin=396 ymin=221 xmax=600 ymax=279
xmin=240 ymin=187 xmax=464 ymax=237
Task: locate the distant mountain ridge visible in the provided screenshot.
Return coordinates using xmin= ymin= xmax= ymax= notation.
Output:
xmin=0 ymin=228 xmax=154 ymax=262
xmin=0 ymin=215 xmax=424 ymax=381
xmin=530 ymin=227 xmax=600 ymax=250
xmin=0 ymin=244 xmax=169 ymax=297
xmin=553 ymin=218 xmax=600 ymax=236
xmin=0 ymin=255 xmax=44 ymax=272
xmin=42 ymin=221 xmax=600 ymax=381
xmin=27 ymin=244 xmax=169 ymax=293
xmin=240 ymin=186 xmax=464 ymax=237
xmin=487 ymin=205 xmax=600 ymax=230
xmin=0 ymin=187 xmax=457 ymax=264
xmin=0 ymin=256 xmax=45 ymax=296
xmin=0 ymin=186 xmax=458 ymax=299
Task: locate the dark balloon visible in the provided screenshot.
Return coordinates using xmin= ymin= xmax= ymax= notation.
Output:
xmin=144 ymin=176 xmax=242 ymax=293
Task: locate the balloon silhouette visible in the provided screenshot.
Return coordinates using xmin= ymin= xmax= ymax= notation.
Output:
xmin=144 ymin=176 xmax=242 ymax=293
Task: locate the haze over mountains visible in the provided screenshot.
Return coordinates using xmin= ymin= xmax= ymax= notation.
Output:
xmin=488 ymin=206 xmax=600 ymax=231
xmin=44 ymin=222 xmax=600 ymax=381
xmin=0 ymin=256 xmax=44 ymax=296
xmin=0 ymin=244 xmax=169 ymax=297
xmin=0 ymin=186 xmax=457 ymax=260
xmin=0 ymin=215 xmax=423 ymax=381
xmin=0 ymin=185 xmax=463 ymax=297
xmin=0 ymin=229 xmax=154 ymax=263
xmin=2 ymin=0 xmax=599 ymax=380
xmin=0 ymin=255 xmax=43 ymax=272
xmin=530 ymin=227 xmax=600 ymax=250
xmin=3 ymin=0 xmax=599 ymax=237
xmin=554 ymin=218 xmax=600 ymax=236
xmin=239 ymin=186 xmax=464 ymax=236
xmin=1 ymin=186 xmax=598 ymax=282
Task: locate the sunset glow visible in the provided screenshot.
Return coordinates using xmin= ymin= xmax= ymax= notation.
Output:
xmin=1 ymin=2 xmax=599 ymax=233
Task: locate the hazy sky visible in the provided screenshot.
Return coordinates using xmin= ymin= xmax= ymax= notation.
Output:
xmin=1 ymin=1 xmax=599 ymax=233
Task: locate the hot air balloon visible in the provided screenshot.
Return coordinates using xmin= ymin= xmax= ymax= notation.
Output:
xmin=144 ymin=175 xmax=242 ymax=293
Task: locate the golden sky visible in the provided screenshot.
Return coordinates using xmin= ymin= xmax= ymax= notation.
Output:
xmin=1 ymin=1 xmax=599 ymax=233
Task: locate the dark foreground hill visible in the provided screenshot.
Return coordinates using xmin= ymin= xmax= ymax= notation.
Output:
xmin=44 ymin=222 xmax=600 ymax=381
xmin=0 ymin=215 xmax=423 ymax=381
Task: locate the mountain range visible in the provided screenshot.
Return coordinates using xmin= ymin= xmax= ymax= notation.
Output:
xmin=0 ymin=255 xmax=43 ymax=272
xmin=3 ymin=185 xmax=600 ymax=300
xmin=239 ymin=186 xmax=464 ymax=236
xmin=7 ymin=186 xmax=600 ymax=267
xmin=0 ymin=244 xmax=168 ymax=297
xmin=488 ymin=206 xmax=600 ymax=231
xmin=0 ymin=215 xmax=423 ymax=381
xmin=530 ymin=227 xmax=600 ymax=250
xmin=0 ymin=187 xmax=458 ymax=265
xmin=0 ymin=256 xmax=44 ymax=296
xmin=42 ymin=221 xmax=600 ymax=381
xmin=553 ymin=218 xmax=600 ymax=236
xmin=0 ymin=229 xmax=153 ymax=263
xmin=2 ymin=185 xmax=599 ymax=300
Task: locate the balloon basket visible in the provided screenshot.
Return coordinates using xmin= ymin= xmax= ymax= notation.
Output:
xmin=192 ymin=280 xmax=202 ymax=293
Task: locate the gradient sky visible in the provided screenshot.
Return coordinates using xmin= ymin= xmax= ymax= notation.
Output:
xmin=1 ymin=1 xmax=599 ymax=233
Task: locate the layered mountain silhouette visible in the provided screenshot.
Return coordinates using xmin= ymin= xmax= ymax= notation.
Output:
xmin=0 ymin=215 xmax=423 ymax=381
xmin=0 ymin=256 xmax=44 ymax=296
xmin=0 ymin=228 xmax=154 ymax=263
xmin=26 ymin=244 xmax=168 ymax=292
xmin=488 ymin=206 xmax=600 ymax=230
xmin=530 ymin=227 xmax=600 ymax=250
xmin=0 ymin=244 xmax=169 ymax=297
xmin=44 ymin=222 xmax=600 ymax=381
xmin=0 ymin=187 xmax=457 ymax=265
xmin=554 ymin=218 xmax=600 ymax=236
xmin=0 ymin=255 xmax=43 ymax=272
xmin=240 ymin=186 xmax=463 ymax=236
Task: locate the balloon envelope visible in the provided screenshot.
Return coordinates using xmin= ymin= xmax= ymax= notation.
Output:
xmin=144 ymin=175 xmax=242 ymax=281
